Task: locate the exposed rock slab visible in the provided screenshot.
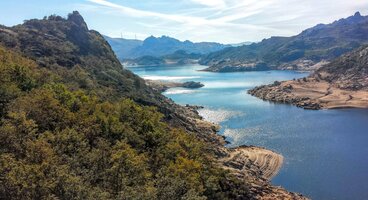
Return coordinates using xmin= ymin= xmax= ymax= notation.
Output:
xmin=220 ymin=146 xmax=283 ymax=181
xmin=218 ymin=146 xmax=308 ymax=200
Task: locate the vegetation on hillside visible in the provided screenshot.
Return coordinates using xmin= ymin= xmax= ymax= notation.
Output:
xmin=0 ymin=41 xmax=250 ymax=200
xmin=0 ymin=11 xmax=214 ymax=140
xmin=0 ymin=13 xmax=251 ymax=199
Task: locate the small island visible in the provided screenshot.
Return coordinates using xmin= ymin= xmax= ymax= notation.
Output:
xmin=145 ymin=80 xmax=204 ymax=92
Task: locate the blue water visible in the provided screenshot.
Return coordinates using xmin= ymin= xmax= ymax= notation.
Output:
xmin=127 ymin=64 xmax=368 ymax=200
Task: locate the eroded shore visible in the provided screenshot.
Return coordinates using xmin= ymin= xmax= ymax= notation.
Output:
xmin=249 ymin=78 xmax=368 ymax=110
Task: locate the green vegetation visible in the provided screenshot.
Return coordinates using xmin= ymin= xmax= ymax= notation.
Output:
xmin=0 ymin=12 xmax=250 ymax=199
xmin=0 ymin=45 xmax=249 ymax=200
xmin=0 ymin=11 xmax=206 ymax=135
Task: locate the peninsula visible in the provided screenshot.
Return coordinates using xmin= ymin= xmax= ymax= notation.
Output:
xmin=249 ymin=45 xmax=368 ymax=109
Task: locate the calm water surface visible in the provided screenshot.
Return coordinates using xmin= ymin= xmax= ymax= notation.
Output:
xmin=127 ymin=64 xmax=368 ymax=200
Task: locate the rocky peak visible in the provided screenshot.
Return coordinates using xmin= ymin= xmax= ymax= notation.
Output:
xmin=67 ymin=11 xmax=88 ymax=30
xmin=354 ymin=11 xmax=362 ymax=17
xmin=343 ymin=11 xmax=365 ymax=24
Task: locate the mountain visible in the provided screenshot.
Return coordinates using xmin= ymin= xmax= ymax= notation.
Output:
xmin=201 ymin=12 xmax=368 ymax=72
xmin=0 ymin=11 xmax=306 ymax=199
xmin=103 ymin=35 xmax=142 ymax=60
xmin=123 ymin=50 xmax=202 ymax=66
xmin=248 ymin=45 xmax=368 ymax=109
xmin=106 ymin=35 xmax=230 ymax=59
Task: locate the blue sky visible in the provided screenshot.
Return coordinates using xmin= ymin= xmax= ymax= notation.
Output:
xmin=0 ymin=0 xmax=367 ymax=43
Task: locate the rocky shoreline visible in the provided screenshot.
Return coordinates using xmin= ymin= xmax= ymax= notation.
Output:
xmin=248 ymin=79 xmax=368 ymax=110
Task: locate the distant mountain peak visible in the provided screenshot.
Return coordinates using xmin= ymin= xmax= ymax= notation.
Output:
xmin=342 ymin=11 xmax=365 ymax=23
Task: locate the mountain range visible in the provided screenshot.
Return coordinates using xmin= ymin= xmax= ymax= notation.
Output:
xmin=200 ymin=12 xmax=368 ymax=72
xmin=105 ymin=35 xmax=230 ymax=60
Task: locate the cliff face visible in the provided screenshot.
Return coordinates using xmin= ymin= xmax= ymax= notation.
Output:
xmin=248 ymin=45 xmax=368 ymax=109
xmin=201 ymin=12 xmax=368 ymax=72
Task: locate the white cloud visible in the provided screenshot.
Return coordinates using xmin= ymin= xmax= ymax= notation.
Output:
xmin=83 ymin=0 xmax=368 ymax=43
xmin=190 ymin=0 xmax=226 ymax=8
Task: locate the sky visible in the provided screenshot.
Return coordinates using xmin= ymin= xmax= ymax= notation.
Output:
xmin=0 ymin=0 xmax=367 ymax=44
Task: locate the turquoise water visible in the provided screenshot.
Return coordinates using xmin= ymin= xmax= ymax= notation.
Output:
xmin=127 ymin=64 xmax=368 ymax=200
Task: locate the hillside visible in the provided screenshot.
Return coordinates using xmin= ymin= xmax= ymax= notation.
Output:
xmin=0 ymin=45 xmax=251 ymax=199
xmin=106 ymin=35 xmax=229 ymax=59
xmin=200 ymin=12 xmax=368 ymax=72
xmin=0 ymin=11 xmax=209 ymax=137
xmin=248 ymin=45 xmax=368 ymax=109
xmin=0 ymin=12 xmax=307 ymax=199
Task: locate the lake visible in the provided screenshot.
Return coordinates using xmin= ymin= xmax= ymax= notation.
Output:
xmin=127 ymin=64 xmax=368 ymax=200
